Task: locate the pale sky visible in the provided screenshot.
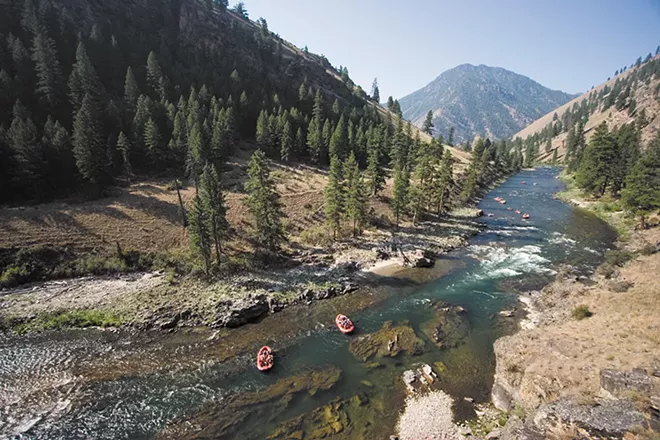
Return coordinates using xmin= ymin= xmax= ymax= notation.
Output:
xmin=241 ymin=0 xmax=660 ymax=99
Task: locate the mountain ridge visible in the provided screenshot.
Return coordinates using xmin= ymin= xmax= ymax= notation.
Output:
xmin=398 ymin=63 xmax=577 ymax=143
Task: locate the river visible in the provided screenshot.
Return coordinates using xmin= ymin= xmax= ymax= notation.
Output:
xmin=0 ymin=167 xmax=616 ymax=439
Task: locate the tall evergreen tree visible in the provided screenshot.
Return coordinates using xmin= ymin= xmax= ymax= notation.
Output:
xmin=371 ymin=78 xmax=380 ymax=102
xmin=68 ymin=42 xmax=103 ymax=110
xmin=244 ymin=150 xmax=286 ymax=251
xmin=622 ymin=135 xmax=660 ymax=229
xmin=8 ymin=101 xmax=43 ymax=198
xmin=447 ymin=127 xmax=455 ymax=146
xmin=329 ymin=114 xmax=348 ymax=159
xmin=432 ymin=150 xmax=454 ymax=214
xmin=344 ymin=152 xmax=368 ymax=237
xmin=422 ymin=110 xmax=434 ymax=135
xmin=124 ymin=67 xmax=140 ymax=114
xmin=72 ymin=94 xmax=104 ymax=186
xmin=280 ymin=119 xmax=293 ymax=162
xmin=392 ymin=164 xmax=409 ymax=226
xmin=576 ymin=122 xmax=617 ymax=195
xmin=188 ymin=194 xmax=212 ymax=274
xmin=200 ymin=163 xmax=230 ymax=263
xmin=324 ymin=154 xmax=345 ymax=240
xmin=30 ymin=24 xmax=63 ymax=108
xmin=116 ymin=131 xmax=132 ymax=178
xmin=366 ymin=130 xmax=385 ymax=196
xmin=144 ymin=117 xmax=163 ymax=165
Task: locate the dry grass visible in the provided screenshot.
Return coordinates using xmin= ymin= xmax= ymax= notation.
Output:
xmin=0 ymin=142 xmax=472 ymax=257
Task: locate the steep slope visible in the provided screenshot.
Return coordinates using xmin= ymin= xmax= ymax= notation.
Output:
xmin=513 ymin=55 xmax=660 ymax=162
xmin=399 ymin=64 xmax=576 ymax=143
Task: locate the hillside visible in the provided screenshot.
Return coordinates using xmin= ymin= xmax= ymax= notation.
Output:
xmin=514 ymin=55 xmax=660 ymax=163
xmin=398 ymin=64 xmax=576 ymax=144
xmin=0 ymin=0 xmax=496 ymax=282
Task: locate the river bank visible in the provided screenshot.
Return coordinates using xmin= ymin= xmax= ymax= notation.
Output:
xmin=0 ymin=207 xmax=485 ymax=334
xmin=486 ymin=182 xmax=660 ymax=439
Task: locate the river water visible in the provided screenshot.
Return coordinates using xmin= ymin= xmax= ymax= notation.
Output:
xmin=0 ymin=167 xmax=616 ymax=439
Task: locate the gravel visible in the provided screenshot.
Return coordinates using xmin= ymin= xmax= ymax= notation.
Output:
xmin=396 ymin=390 xmax=460 ymax=440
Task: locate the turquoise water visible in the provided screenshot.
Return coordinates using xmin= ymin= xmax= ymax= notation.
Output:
xmin=0 ymin=167 xmax=616 ymax=439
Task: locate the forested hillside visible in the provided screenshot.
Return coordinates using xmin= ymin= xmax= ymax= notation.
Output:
xmin=398 ymin=64 xmax=576 ymax=144
xmin=0 ymin=0 xmax=410 ymax=203
xmin=514 ymin=51 xmax=660 ymax=228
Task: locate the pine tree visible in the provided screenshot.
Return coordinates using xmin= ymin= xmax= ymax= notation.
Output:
xmin=322 ymin=118 xmax=332 ymax=162
xmin=8 ymin=101 xmax=43 ymax=198
xmin=68 ymin=42 xmax=103 ymax=110
xmin=344 ymin=152 xmax=368 ymax=237
xmin=422 ymin=110 xmax=434 ymax=135
xmin=611 ymin=124 xmax=641 ymax=194
xmin=255 ymin=110 xmax=270 ymax=150
xmin=295 ymin=127 xmax=305 ymax=156
xmin=188 ymin=194 xmax=212 ymax=274
xmin=31 ymin=24 xmax=63 ymax=108
xmin=72 ymin=94 xmax=104 ymax=186
xmin=200 ymin=163 xmax=230 ymax=263
xmin=124 ymin=67 xmax=140 ymax=114
xmin=371 ymin=78 xmax=380 ymax=102
xmin=324 ymin=154 xmax=345 ymax=240
xmin=244 ymin=150 xmax=286 ymax=251
xmin=366 ymin=131 xmax=385 ymax=196
xmin=146 ymin=51 xmax=164 ymax=100
xmin=186 ymin=122 xmax=209 ymax=186
xmin=431 ymin=150 xmax=454 ymax=214
xmin=117 ymin=131 xmax=132 ymax=178
xmin=575 ymin=122 xmax=617 ymax=195
xmin=447 ymin=127 xmax=455 ymax=146
xmin=280 ymin=120 xmax=293 ymax=162
xmin=144 ymin=118 xmax=163 ymax=165
xmin=622 ymin=134 xmax=660 ymax=229
xmin=329 ymin=114 xmax=347 ymax=159
xmin=392 ymin=164 xmax=409 ymax=226
xmin=307 ymin=117 xmax=320 ymax=163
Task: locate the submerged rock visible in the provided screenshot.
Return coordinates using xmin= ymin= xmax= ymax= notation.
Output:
xmin=267 ymin=394 xmax=372 ymax=440
xmin=349 ymin=321 xmax=425 ymax=362
xmin=156 ymin=367 xmax=342 ymax=439
xmin=420 ymin=301 xmax=470 ymax=350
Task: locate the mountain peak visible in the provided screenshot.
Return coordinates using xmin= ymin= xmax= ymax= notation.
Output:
xmin=399 ymin=65 xmax=575 ymax=143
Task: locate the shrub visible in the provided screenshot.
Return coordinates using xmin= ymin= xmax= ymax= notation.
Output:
xmin=640 ymin=244 xmax=658 ymax=256
xmin=299 ymin=226 xmax=334 ymax=247
xmin=571 ymin=305 xmax=593 ymax=320
xmin=604 ymin=249 xmax=634 ymax=267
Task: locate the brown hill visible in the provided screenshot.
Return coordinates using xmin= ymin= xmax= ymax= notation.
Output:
xmin=514 ymin=55 xmax=660 ymax=162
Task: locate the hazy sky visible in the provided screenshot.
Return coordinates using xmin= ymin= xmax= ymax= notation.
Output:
xmin=242 ymin=0 xmax=660 ymax=99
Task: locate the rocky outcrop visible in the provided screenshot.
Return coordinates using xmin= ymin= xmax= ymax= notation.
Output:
xmin=600 ymin=368 xmax=653 ymax=396
xmin=404 ymin=249 xmax=435 ymax=268
xmin=349 ymin=321 xmax=425 ymax=362
xmin=212 ymin=294 xmax=269 ymax=328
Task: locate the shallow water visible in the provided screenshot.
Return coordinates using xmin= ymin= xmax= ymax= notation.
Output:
xmin=0 ymin=167 xmax=616 ymax=439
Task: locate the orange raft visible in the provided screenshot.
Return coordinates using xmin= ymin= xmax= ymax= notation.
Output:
xmin=335 ymin=314 xmax=355 ymax=334
xmin=256 ymin=346 xmax=274 ymax=371
xmin=522 ymin=213 xmax=530 ymax=220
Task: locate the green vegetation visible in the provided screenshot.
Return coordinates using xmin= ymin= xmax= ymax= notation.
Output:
xmin=23 ymin=309 xmax=122 ymax=332
xmin=571 ymin=305 xmax=593 ymax=320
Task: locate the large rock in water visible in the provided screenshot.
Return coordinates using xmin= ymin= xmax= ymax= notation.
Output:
xmin=349 ymin=321 xmax=425 ymax=362
xmin=212 ymin=294 xmax=269 ymax=328
xmin=420 ymin=301 xmax=470 ymax=350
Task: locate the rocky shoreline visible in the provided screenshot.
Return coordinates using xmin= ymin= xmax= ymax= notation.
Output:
xmin=486 ymin=226 xmax=660 ymax=438
xmin=0 ymin=208 xmax=486 ymax=334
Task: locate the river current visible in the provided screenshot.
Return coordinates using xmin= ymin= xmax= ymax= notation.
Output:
xmin=0 ymin=167 xmax=616 ymax=439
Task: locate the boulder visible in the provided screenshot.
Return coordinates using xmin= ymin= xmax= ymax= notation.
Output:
xmin=485 ymin=428 xmax=501 ymax=439
xmin=405 ymin=249 xmax=435 ymax=268
xmin=600 ymin=368 xmax=652 ymax=396
xmin=212 ymin=295 xmax=269 ymax=328
xmin=535 ymin=398 xmax=645 ymax=437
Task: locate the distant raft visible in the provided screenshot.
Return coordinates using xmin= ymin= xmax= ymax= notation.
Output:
xmin=256 ymin=346 xmax=274 ymax=372
xmin=515 ymin=210 xmax=521 ymax=214
xmin=522 ymin=213 xmax=530 ymax=220
xmin=499 ymin=199 xmax=507 ymax=205
xmin=335 ymin=314 xmax=355 ymax=334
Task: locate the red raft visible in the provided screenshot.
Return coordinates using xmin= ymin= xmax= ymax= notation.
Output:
xmin=256 ymin=346 xmax=274 ymax=371
xmin=335 ymin=314 xmax=355 ymax=334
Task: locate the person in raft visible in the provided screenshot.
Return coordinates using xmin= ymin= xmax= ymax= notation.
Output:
xmin=259 ymin=348 xmax=273 ymax=364
xmin=339 ymin=316 xmax=351 ymax=329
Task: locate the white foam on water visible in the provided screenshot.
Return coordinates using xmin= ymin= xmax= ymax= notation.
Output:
xmin=583 ymin=247 xmax=601 ymax=255
xmin=548 ymin=232 xmax=577 ymax=246
xmin=468 ymin=244 xmax=555 ymax=280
